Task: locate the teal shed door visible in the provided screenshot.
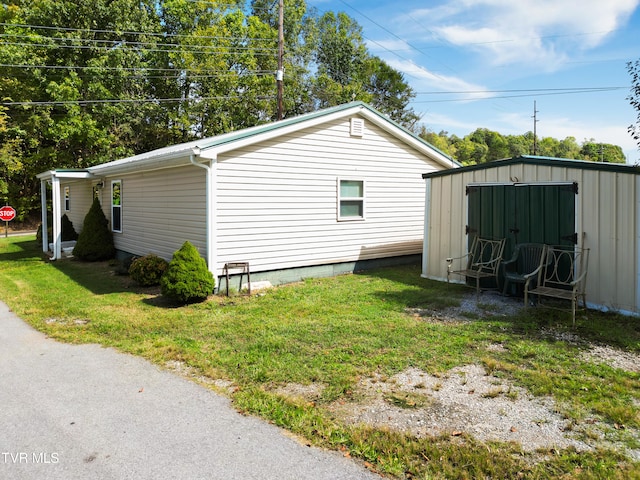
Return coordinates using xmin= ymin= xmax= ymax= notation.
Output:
xmin=467 ymin=183 xmax=577 ymax=260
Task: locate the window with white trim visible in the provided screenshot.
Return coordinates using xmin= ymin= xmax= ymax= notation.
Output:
xmin=338 ymin=179 xmax=365 ymax=221
xmin=64 ymin=186 xmax=70 ymax=211
xmin=111 ymin=180 xmax=122 ymax=233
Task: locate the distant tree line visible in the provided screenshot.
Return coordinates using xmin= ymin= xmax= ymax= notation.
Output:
xmin=418 ymin=127 xmax=626 ymax=166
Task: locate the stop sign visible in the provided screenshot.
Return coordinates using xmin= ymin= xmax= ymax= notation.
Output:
xmin=0 ymin=206 xmax=16 ymax=222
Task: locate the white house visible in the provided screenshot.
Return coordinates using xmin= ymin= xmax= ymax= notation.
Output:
xmin=422 ymin=155 xmax=640 ymax=315
xmin=38 ymin=102 xmax=458 ymax=289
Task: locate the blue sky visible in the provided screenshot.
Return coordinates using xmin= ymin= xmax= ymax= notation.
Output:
xmin=309 ymin=0 xmax=640 ymax=162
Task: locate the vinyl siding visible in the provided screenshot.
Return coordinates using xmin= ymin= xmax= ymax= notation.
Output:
xmin=102 ymin=166 xmax=206 ymax=260
xmin=214 ymin=117 xmax=441 ymax=273
xmin=424 ymin=163 xmax=639 ymax=314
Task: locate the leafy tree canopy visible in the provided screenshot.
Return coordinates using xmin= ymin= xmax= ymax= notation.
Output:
xmin=1 ymin=0 xmax=419 ymax=216
xmin=418 ymin=127 xmax=626 ymax=165
xmin=628 ymin=59 xmax=640 ymax=151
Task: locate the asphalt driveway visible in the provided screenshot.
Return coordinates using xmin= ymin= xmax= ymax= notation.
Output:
xmin=0 ymin=301 xmax=379 ymax=480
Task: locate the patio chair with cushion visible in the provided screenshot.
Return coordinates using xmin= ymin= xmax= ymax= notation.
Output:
xmin=501 ymin=243 xmax=547 ymax=296
xmin=446 ymin=236 xmax=506 ymax=300
xmin=524 ymin=245 xmax=590 ymax=325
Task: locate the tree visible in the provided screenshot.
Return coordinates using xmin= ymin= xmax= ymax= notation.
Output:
xmin=0 ymin=0 xmax=164 ymax=212
xmin=628 ymin=59 xmax=640 ymax=151
xmin=72 ymin=198 xmax=115 ymax=261
xmin=161 ymin=241 xmax=215 ymax=304
xmin=580 ymin=142 xmax=626 ymax=163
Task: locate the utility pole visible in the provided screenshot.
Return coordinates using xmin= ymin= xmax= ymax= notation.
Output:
xmin=532 ymin=101 xmax=539 ymax=155
xmin=276 ymin=0 xmax=284 ymax=121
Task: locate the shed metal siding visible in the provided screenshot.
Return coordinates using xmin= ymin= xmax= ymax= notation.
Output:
xmin=215 ymin=117 xmax=440 ymax=273
xmin=424 ymin=162 xmax=638 ymax=314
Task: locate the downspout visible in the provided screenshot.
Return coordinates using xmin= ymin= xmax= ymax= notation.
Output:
xmin=190 ymin=149 xmax=217 ymax=277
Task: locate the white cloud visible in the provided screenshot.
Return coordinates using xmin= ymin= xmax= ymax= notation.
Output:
xmin=385 ymin=57 xmax=496 ymax=101
xmin=405 ymin=0 xmax=639 ymax=68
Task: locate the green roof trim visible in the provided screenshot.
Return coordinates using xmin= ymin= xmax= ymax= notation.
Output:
xmin=422 ymin=155 xmax=640 ymax=179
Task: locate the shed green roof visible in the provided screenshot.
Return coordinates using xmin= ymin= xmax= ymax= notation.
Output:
xmin=422 ymin=155 xmax=640 ymax=179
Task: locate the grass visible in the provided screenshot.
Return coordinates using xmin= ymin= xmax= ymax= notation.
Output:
xmin=1 ymin=236 xmax=639 ymax=479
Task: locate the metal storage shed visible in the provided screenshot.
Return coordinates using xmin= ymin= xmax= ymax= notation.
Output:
xmin=421 ymin=155 xmax=640 ymax=316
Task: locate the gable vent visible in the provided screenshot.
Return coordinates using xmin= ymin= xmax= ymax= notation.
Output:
xmin=350 ymin=118 xmax=365 ymax=137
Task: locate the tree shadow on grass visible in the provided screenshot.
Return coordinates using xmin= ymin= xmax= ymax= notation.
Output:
xmin=0 ymin=236 xmax=46 ymax=264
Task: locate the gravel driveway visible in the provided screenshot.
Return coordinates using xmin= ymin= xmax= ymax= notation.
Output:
xmin=0 ymin=301 xmax=379 ymax=480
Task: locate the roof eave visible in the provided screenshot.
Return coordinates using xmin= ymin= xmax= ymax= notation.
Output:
xmin=422 ymin=155 xmax=640 ymax=179
xmin=36 ymin=170 xmax=93 ymax=180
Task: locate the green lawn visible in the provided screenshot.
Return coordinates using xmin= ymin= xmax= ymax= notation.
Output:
xmin=1 ymin=236 xmax=639 ymax=479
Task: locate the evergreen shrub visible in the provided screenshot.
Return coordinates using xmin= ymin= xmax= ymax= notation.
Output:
xmin=160 ymin=241 xmax=214 ymax=304
xmin=36 ymin=214 xmax=78 ymax=243
xmin=72 ymin=198 xmax=115 ymax=261
xmin=129 ymin=254 xmax=169 ymax=286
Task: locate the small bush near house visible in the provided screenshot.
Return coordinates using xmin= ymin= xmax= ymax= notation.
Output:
xmin=129 ymin=254 xmax=169 ymax=286
xmin=160 ymin=241 xmax=214 ymax=304
xmin=36 ymin=214 xmax=79 ymax=243
xmin=73 ymin=198 xmax=115 ymax=261
xmin=61 ymin=214 xmax=78 ymax=241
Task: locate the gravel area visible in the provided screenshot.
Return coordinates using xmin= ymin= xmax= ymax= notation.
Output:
xmin=326 ymin=365 xmax=588 ymax=452
xmin=278 ymin=291 xmax=640 ymax=460
xmin=170 ymin=290 xmax=640 ymax=461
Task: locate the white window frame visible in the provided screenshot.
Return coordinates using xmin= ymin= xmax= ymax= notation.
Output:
xmin=337 ymin=178 xmax=365 ymax=221
xmin=111 ymin=180 xmax=122 ymax=233
xmin=64 ymin=186 xmax=70 ymax=211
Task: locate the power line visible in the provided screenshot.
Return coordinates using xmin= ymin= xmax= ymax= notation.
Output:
xmin=0 ymin=40 xmax=277 ymax=56
xmin=0 ymin=31 xmax=276 ymax=47
xmin=415 ymin=87 xmax=627 ymax=95
xmin=0 ymin=95 xmax=276 ymax=107
xmin=0 ymin=18 xmax=274 ymax=40
xmin=0 ymin=63 xmax=273 ymax=74
xmin=413 ymin=87 xmax=626 ymax=103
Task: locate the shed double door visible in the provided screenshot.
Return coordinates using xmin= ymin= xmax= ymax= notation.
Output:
xmin=467 ymin=183 xmax=577 ymax=261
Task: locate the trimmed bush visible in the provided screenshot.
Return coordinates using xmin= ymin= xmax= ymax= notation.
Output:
xmin=61 ymin=214 xmax=79 ymax=241
xmin=36 ymin=214 xmax=78 ymax=243
xmin=73 ymin=198 xmax=116 ymax=261
xmin=129 ymin=254 xmax=169 ymax=286
xmin=160 ymin=241 xmax=215 ymax=304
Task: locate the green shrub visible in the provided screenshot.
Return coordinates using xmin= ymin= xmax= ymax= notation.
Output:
xmin=160 ymin=241 xmax=215 ymax=304
xmin=129 ymin=254 xmax=169 ymax=286
xmin=36 ymin=214 xmax=78 ymax=243
xmin=73 ymin=198 xmax=116 ymax=261
xmin=61 ymin=214 xmax=78 ymax=241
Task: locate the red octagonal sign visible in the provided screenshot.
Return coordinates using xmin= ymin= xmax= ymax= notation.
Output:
xmin=0 ymin=206 xmax=16 ymax=222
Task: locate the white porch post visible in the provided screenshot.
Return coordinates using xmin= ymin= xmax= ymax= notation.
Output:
xmin=51 ymin=174 xmax=62 ymax=260
xmin=40 ymin=178 xmax=48 ymax=253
